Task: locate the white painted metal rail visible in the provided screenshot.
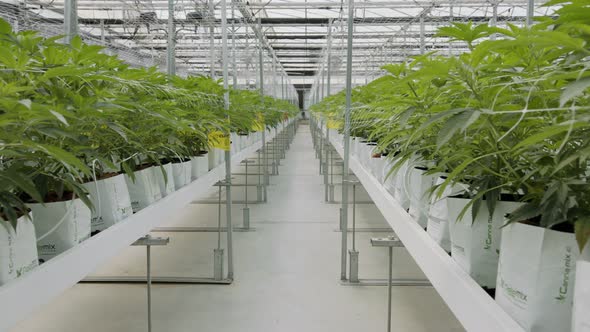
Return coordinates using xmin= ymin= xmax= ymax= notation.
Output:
xmin=0 ymin=136 xmax=270 ymax=331
xmin=329 ymin=134 xmax=524 ymax=332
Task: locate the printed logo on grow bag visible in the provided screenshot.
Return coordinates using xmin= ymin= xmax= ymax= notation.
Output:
xmin=555 ymin=246 xmax=573 ymax=302
xmin=500 ymin=277 xmax=528 ymax=305
xmin=38 ymin=244 xmax=57 ymax=253
xmin=7 ymin=234 xmax=15 ymax=273
xmin=484 ymin=214 xmax=493 ymax=250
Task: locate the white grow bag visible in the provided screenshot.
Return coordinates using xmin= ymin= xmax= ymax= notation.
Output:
xmin=447 ymin=197 xmax=522 ymax=288
xmin=154 ymin=163 xmax=175 ymax=197
xmin=496 ymin=222 xmax=578 ymax=332
xmin=427 ymin=178 xmax=467 ymax=252
xmin=0 ymin=216 xmax=38 ymax=285
xmin=217 ymin=148 xmax=225 ymax=165
xmin=125 ymin=167 xmax=162 ymax=213
xmin=208 ymin=148 xmax=225 ymax=170
xmin=30 ymin=198 xmax=91 ymax=262
xmin=230 ymin=133 xmax=238 ymax=155
xmin=392 ymin=159 xmax=411 ymax=210
xmin=382 ymin=158 xmax=397 ymax=198
xmin=191 ymin=155 xmax=209 ymax=180
xmin=573 ymin=246 xmax=590 ymax=332
xmin=407 ymin=167 xmax=437 ymax=228
xmin=370 ymin=156 xmax=386 ymax=184
xmin=82 ymin=174 xmax=133 ymax=234
xmin=172 ymin=161 xmax=192 ymax=190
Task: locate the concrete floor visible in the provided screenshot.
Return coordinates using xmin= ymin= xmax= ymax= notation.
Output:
xmin=10 ymin=124 xmax=464 ymax=332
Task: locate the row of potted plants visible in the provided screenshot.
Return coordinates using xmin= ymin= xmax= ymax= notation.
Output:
xmin=311 ymin=0 xmax=589 ymax=330
xmin=0 ymin=20 xmax=298 ymax=285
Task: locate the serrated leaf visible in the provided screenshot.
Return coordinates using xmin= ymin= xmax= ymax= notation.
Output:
xmin=0 ymin=18 xmax=11 ymax=34
xmin=49 ymin=110 xmax=69 ymax=126
xmin=106 ymin=122 xmax=128 ymax=142
xmin=27 ymin=142 xmax=90 ymax=175
xmin=560 ymin=77 xmax=590 ymax=107
xmin=506 ymin=203 xmax=542 ymax=225
xmin=575 ymin=218 xmax=590 ymax=251
xmin=0 ymin=169 xmax=43 ymax=203
xmin=514 ymin=122 xmax=590 ymax=150
xmin=436 ymin=110 xmax=481 ymax=148
xmin=19 ymin=99 xmax=32 ymax=110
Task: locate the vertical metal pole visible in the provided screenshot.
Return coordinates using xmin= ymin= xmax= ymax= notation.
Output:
xmin=64 ymin=0 xmax=78 ymax=43
xmin=527 ymin=0 xmax=534 ymax=27
xmin=147 ymin=241 xmax=152 ymax=332
xmin=491 ymin=2 xmax=498 ymax=41
xmin=258 ymin=18 xmax=269 ymax=200
xmin=321 ymin=63 xmax=325 ymax=100
xmin=348 ymin=183 xmax=359 ymax=283
xmin=341 ymin=0 xmax=355 ymax=281
xmin=231 ymin=2 xmax=238 ymax=89
xmin=420 ymin=14 xmax=425 ymax=55
xmin=244 ymin=157 xmax=250 ymax=228
xmin=221 ymin=0 xmax=234 ymax=279
xmin=387 ymin=246 xmax=393 ymax=332
xmin=209 ymin=0 xmax=216 ymax=78
xmin=449 ymin=1 xmax=454 ymax=55
xmin=167 ymin=0 xmax=176 ymax=76
xmin=214 ymin=185 xmax=224 ymax=280
xmin=324 ymin=123 xmax=330 ymax=201
xmin=352 ymin=184 xmax=356 ymax=250
xmin=272 ymin=57 xmax=277 ymax=98
xmin=327 ymin=20 xmax=332 ymax=96
xmin=100 ymin=19 xmax=105 ymax=43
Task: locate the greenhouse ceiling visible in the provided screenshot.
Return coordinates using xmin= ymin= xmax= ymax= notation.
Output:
xmin=0 ymin=0 xmax=555 ymax=89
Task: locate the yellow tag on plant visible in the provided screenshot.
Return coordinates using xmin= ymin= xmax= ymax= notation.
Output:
xmin=327 ymin=119 xmax=343 ymax=129
xmin=208 ymin=131 xmax=230 ymax=151
xmin=252 ymin=113 xmax=265 ymax=132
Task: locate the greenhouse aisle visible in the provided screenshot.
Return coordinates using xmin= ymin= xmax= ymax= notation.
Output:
xmin=10 ymin=123 xmax=464 ymax=332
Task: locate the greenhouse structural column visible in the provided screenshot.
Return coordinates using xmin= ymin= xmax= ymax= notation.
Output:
xmin=527 ymin=0 xmax=534 ymax=26
xmin=420 ymin=15 xmax=425 ymax=55
xmin=272 ymin=58 xmax=277 ymax=98
xmin=326 ymin=20 xmax=332 ymax=96
xmin=209 ymin=0 xmax=216 ymax=78
xmin=231 ymin=2 xmax=238 ymax=89
xmin=221 ymin=0 xmax=234 ymax=280
xmin=258 ymin=17 xmax=269 ymax=199
xmin=321 ymin=63 xmax=325 ymax=100
xmin=100 ymin=19 xmax=105 ymax=43
xmin=340 ymin=0 xmax=355 ymax=281
xmin=64 ymin=0 xmax=78 ymax=43
xmin=167 ymin=0 xmax=176 ymax=76
xmin=491 ymin=1 xmax=498 ymax=40
xmin=448 ymin=2 xmax=453 ymax=55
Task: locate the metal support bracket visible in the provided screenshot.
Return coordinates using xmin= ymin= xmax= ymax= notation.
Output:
xmin=82 ymin=183 xmax=236 ymax=285
xmin=373 ymin=236 xmax=430 ymax=332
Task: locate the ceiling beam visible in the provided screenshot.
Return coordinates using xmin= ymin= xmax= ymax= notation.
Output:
xmin=36 ymin=15 xmax=537 ymax=26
